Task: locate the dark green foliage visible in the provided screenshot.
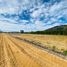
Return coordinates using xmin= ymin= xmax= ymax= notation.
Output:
xmin=27 ymin=25 xmax=67 ymax=35
xmin=20 ymin=30 xmax=24 ymax=33
xmin=63 ymin=50 xmax=67 ymax=56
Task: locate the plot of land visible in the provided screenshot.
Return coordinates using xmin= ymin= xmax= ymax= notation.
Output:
xmin=0 ymin=33 xmax=67 ymax=67
xmin=19 ymin=34 xmax=67 ymax=52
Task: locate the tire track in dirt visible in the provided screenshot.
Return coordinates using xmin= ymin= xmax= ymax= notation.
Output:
xmin=12 ymin=35 xmax=65 ymax=58
xmin=8 ymin=38 xmax=44 ymax=67
xmin=9 ymin=34 xmax=67 ymax=67
xmin=0 ymin=34 xmax=6 ymax=67
xmin=5 ymin=40 xmax=19 ymax=67
xmin=7 ymin=34 xmax=51 ymax=67
xmin=3 ymin=35 xmax=12 ymax=67
xmin=7 ymin=34 xmax=62 ymax=67
xmin=4 ymin=34 xmax=42 ymax=67
xmin=2 ymin=33 xmax=67 ymax=67
xmin=0 ymin=34 xmax=18 ymax=67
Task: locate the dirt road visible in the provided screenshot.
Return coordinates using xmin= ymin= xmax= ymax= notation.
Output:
xmin=0 ymin=33 xmax=67 ymax=67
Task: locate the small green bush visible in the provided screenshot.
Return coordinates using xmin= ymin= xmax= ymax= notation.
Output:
xmin=63 ymin=50 xmax=67 ymax=56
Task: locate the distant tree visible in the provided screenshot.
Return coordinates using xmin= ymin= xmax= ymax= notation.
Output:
xmin=20 ymin=30 xmax=24 ymax=33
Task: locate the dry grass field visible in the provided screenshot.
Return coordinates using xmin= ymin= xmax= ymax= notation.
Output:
xmin=19 ymin=34 xmax=67 ymax=52
xmin=0 ymin=33 xmax=67 ymax=67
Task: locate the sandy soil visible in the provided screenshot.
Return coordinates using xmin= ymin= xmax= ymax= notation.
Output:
xmin=0 ymin=33 xmax=67 ymax=67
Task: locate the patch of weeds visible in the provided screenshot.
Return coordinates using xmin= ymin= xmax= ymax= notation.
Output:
xmin=61 ymin=48 xmax=64 ymax=52
xmin=52 ymin=46 xmax=56 ymax=51
xmin=63 ymin=50 xmax=67 ymax=56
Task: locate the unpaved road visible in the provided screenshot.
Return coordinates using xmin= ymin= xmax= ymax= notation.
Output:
xmin=0 ymin=33 xmax=67 ymax=67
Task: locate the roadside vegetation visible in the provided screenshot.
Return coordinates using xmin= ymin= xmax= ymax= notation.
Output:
xmin=63 ymin=50 xmax=67 ymax=56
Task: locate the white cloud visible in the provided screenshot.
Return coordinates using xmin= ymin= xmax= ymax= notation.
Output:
xmin=0 ymin=0 xmax=67 ymax=31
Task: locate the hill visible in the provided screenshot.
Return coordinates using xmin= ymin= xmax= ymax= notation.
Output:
xmin=27 ymin=25 xmax=67 ymax=35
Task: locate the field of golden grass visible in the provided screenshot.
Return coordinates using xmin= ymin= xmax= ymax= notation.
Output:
xmin=19 ymin=34 xmax=67 ymax=52
xmin=0 ymin=33 xmax=67 ymax=67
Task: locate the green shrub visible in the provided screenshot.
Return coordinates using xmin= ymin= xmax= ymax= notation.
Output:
xmin=63 ymin=50 xmax=67 ymax=56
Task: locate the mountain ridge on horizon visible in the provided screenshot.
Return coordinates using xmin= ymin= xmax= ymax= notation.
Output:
xmin=27 ymin=25 xmax=67 ymax=35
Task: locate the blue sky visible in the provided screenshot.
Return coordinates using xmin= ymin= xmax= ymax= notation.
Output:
xmin=0 ymin=0 xmax=67 ymax=32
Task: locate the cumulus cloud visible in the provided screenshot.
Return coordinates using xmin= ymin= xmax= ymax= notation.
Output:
xmin=0 ymin=0 xmax=67 ymax=32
